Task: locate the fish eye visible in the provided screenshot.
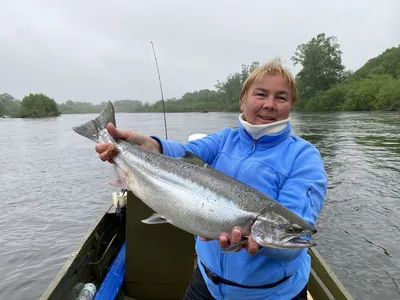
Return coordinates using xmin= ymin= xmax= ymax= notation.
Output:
xmin=286 ymin=224 xmax=303 ymax=233
xmin=286 ymin=226 xmax=295 ymax=233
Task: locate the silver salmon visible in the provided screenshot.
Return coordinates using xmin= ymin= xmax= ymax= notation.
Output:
xmin=73 ymin=101 xmax=317 ymax=250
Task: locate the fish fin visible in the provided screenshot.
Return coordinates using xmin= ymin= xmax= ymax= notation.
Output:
xmin=222 ymin=238 xmax=248 ymax=253
xmin=108 ymin=179 xmax=128 ymax=188
xmin=108 ymin=165 xmax=128 ymax=189
xmin=141 ymin=213 xmax=170 ymax=225
xmin=181 ymin=151 xmax=209 ymax=167
xmin=72 ymin=101 xmax=116 ymax=142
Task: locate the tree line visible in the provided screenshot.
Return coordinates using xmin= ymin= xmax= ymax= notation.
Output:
xmin=293 ymin=34 xmax=400 ymax=111
xmin=1 ymin=33 xmax=399 ymax=117
xmin=0 ymin=93 xmax=60 ymax=118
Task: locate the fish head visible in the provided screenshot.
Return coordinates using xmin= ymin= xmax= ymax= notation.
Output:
xmin=250 ymin=210 xmax=317 ymax=249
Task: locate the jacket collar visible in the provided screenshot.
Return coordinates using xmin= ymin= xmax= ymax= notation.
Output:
xmin=238 ymin=113 xmax=290 ymax=139
xmin=238 ymin=117 xmax=291 ymax=148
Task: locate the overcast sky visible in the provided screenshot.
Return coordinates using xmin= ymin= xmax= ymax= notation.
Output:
xmin=1 ymin=0 xmax=399 ymax=104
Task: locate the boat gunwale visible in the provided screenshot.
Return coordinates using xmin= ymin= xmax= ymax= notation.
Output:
xmin=308 ymin=247 xmax=354 ymax=300
xmin=40 ymin=204 xmax=116 ymax=300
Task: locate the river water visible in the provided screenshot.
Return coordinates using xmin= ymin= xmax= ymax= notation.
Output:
xmin=0 ymin=111 xmax=399 ymax=299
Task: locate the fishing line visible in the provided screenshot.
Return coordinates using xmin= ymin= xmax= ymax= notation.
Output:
xmin=151 ymin=41 xmax=168 ymax=140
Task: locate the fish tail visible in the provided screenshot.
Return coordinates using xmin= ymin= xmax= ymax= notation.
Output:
xmin=72 ymin=101 xmax=116 ymax=142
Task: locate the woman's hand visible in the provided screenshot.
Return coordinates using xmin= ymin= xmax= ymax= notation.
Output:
xmin=201 ymin=227 xmax=259 ymax=255
xmin=95 ymin=123 xmax=162 ymax=162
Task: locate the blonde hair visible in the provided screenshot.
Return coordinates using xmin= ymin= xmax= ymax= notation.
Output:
xmin=240 ymin=58 xmax=298 ymax=104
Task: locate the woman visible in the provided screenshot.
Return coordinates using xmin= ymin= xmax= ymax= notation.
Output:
xmin=96 ymin=59 xmax=327 ymax=300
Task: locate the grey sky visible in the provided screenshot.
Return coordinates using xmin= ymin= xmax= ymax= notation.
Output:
xmin=1 ymin=0 xmax=398 ymax=104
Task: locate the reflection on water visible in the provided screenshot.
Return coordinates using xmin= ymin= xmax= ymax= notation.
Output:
xmin=356 ymin=136 xmax=400 ymax=155
xmin=0 ymin=111 xmax=399 ymax=299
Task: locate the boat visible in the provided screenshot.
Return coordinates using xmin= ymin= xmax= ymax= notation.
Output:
xmin=41 ymin=134 xmax=354 ymax=300
xmin=41 ymin=191 xmax=354 ymax=300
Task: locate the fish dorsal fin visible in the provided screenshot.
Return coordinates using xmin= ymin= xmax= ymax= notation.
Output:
xmin=181 ymin=151 xmax=209 ymax=167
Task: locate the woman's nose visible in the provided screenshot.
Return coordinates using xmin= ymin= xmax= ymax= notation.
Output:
xmin=262 ymin=96 xmax=275 ymax=110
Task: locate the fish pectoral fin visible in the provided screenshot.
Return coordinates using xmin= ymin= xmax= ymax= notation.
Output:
xmin=141 ymin=213 xmax=171 ymax=225
xmin=222 ymin=238 xmax=248 ymax=253
xmin=180 ymin=151 xmax=209 ymax=167
xmin=108 ymin=179 xmax=128 ymax=189
xmin=108 ymin=165 xmax=128 ymax=189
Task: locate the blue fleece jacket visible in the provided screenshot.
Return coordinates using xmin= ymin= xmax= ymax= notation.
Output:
xmin=152 ymin=121 xmax=327 ymax=300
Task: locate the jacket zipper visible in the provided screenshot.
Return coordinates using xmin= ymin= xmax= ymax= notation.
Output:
xmin=233 ymin=139 xmax=257 ymax=178
xmin=219 ymin=139 xmax=257 ymax=299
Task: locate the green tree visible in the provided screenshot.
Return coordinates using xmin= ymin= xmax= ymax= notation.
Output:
xmin=375 ymin=77 xmax=400 ymax=110
xmin=215 ymin=62 xmax=260 ymax=111
xmin=113 ymin=99 xmax=146 ymax=112
xmin=300 ymin=45 xmax=400 ymax=112
xmin=350 ymin=46 xmax=400 ymax=80
xmin=58 ymin=100 xmax=103 ymax=114
xmin=304 ymin=84 xmax=348 ymax=111
xmin=338 ymin=75 xmax=392 ymax=111
xmin=292 ymin=33 xmax=346 ymax=107
xmin=0 ymin=93 xmax=21 ymax=115
xmin=19 ymin=93 xmax=60 ymax=118
xmin=0 ymin=102 xmax=5 ymax=116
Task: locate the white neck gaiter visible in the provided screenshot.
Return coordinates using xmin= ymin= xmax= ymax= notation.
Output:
xmin=238 ymin=113 xmax=290 ymax=140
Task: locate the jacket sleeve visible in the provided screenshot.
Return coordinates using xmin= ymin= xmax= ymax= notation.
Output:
xmin=150 ymin=128 xmax=230 ymax=163
xmin=258 ymin=143 xmax=328 ymax=261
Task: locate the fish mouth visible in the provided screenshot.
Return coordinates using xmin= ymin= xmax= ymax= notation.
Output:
xmin=253 ymin=232 xmax=316 ymax=249
xmin=281 ymin=236 xmax=316 ymax=248
xmin=279 ymin=232 xmax=316 ymax=248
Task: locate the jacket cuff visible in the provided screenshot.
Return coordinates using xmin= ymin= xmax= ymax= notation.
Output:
xmin=150 ymin=136 xmax=185 ymax=158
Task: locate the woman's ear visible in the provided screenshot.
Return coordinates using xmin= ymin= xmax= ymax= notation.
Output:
xmin=289 ymin=101 xmax=295 ymax=112
xmin=239 ymin=97 xmax=245 ymax=112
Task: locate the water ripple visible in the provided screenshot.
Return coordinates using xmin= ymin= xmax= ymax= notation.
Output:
xmin=1 ymin=111 xmax=399 ymax=299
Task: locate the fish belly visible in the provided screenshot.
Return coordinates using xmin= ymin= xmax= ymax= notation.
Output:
xmin=124 ymin=164 xmax=252 ymax=239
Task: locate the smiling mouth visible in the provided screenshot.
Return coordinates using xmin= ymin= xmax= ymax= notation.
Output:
xmin=258 ymin=116 xmax=276 ymax=122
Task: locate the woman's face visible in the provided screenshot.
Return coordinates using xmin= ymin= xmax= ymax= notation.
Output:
xmin=240 ymin=75 xmax=292 ymax=125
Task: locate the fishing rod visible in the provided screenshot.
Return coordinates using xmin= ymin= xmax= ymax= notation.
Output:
xmin=150 ymin=41 xmax=168 ymax=140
